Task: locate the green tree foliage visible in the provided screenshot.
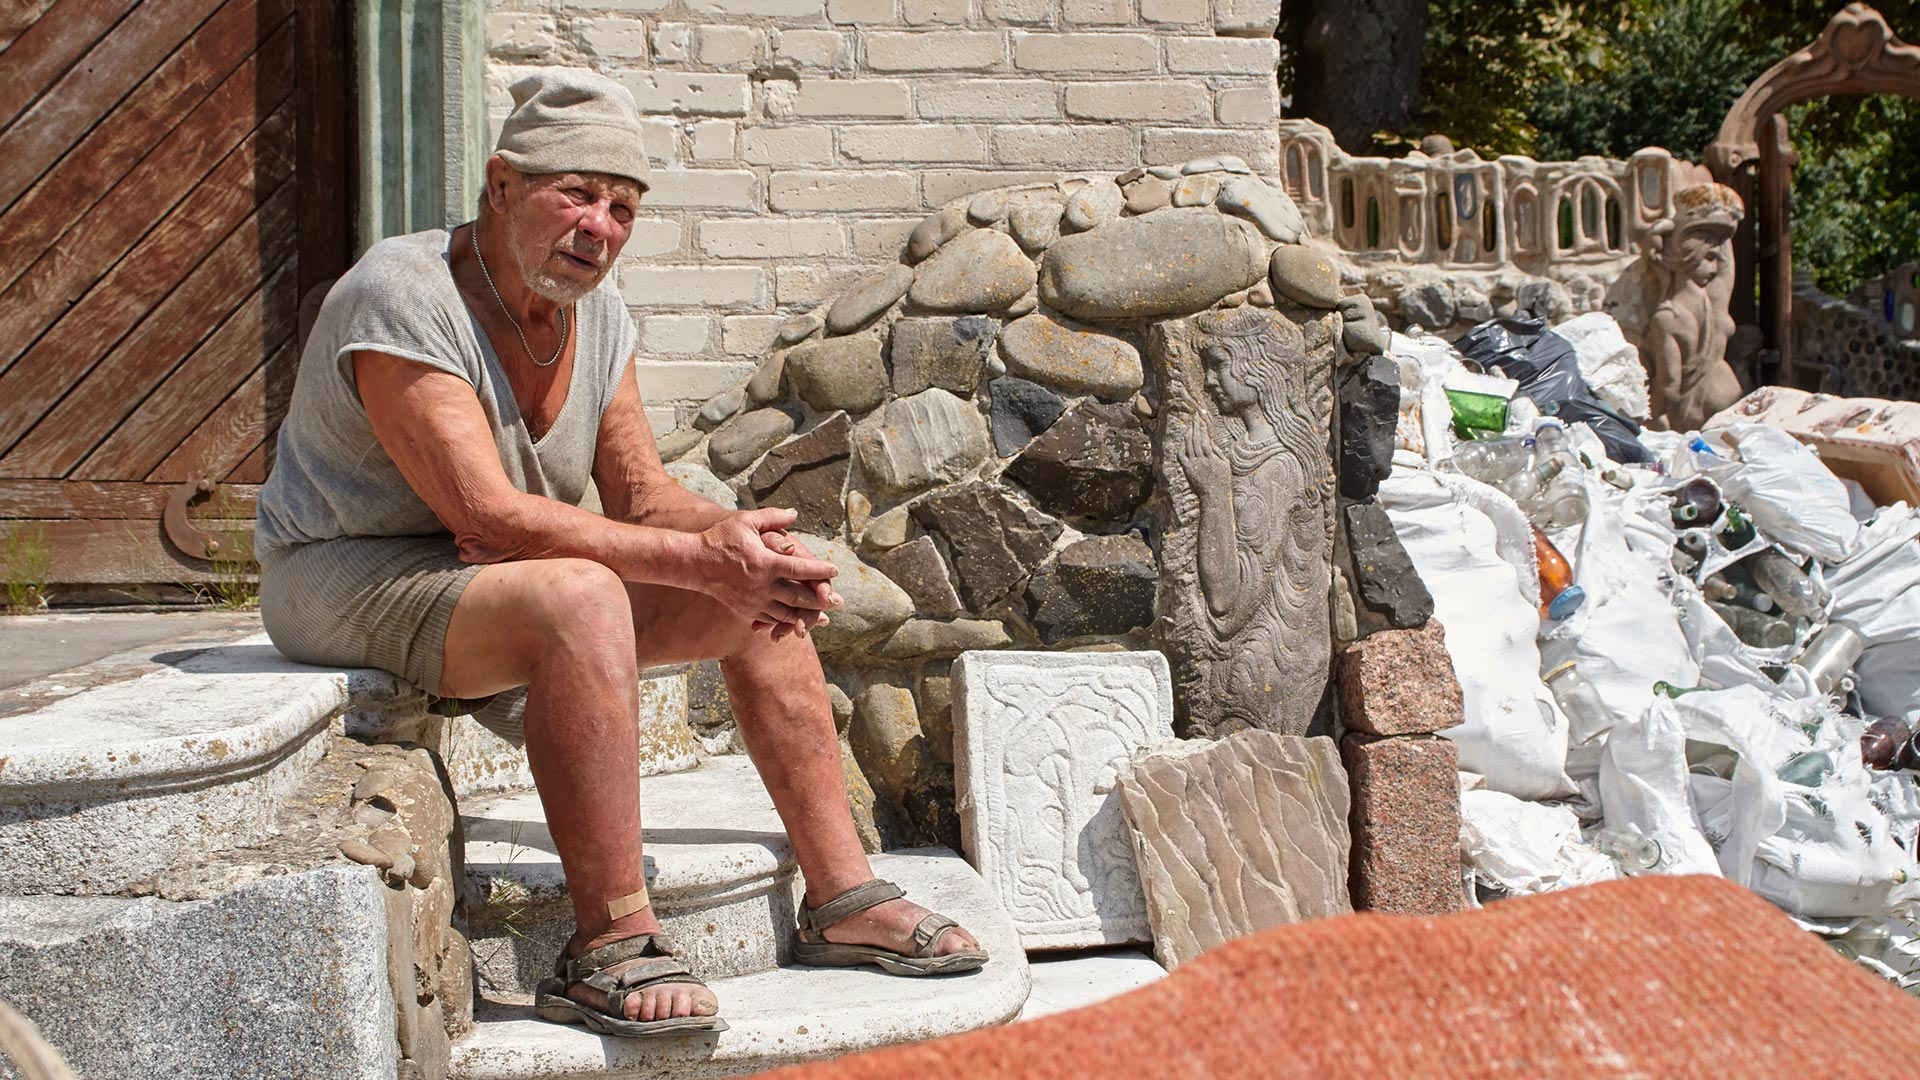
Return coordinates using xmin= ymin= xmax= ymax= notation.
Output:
xmin=1526 ymin=0 xmax=1761 ymax=161
xmin=1415 ymin=0 xmax=1629 ymax=156
xmin=1416 ymin=0 xmax=1920 ymax=293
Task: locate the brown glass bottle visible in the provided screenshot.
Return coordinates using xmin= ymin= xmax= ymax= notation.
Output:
xmin=1532 ymin=525 xmax=1586 ymax=620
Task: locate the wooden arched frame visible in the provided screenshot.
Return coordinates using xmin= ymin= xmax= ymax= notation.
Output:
xmin=1706 ymin=3 xmax=1920 ymax=387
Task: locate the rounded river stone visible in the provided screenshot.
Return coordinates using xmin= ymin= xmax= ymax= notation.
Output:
xmin=997 ymin=312 xmax=1143 ymax=399
xmin=907 ymin=229 xmax=1036 ymax=314
xmin=1269 ymin=241 xmax=1341 ymax=309
xmin=1037 ymin=208 xmax=1266 ymax=321
xmin=708 ymin=408 xmax=795 ymax=477
xmin=786 ymin=334 xmax=889 ymax=414
xmin=827 ymin=266 xmax=913 ymax=335
xmin=908 ymin=205 xmax=969 ymax=263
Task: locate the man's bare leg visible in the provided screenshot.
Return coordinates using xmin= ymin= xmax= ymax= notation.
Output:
xmin=441 ymin=558 xmax=716 ymax=1023
xmin=441 ymin=561 xmax=977 ymax=1025
xmin=624 ymin=583 xmax=981 ymax=958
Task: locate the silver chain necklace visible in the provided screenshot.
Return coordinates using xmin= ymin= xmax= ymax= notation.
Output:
xmin=471 ymin=221 xmax=569 ymax=368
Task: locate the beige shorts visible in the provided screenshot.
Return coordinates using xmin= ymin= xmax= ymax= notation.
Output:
xmin=259 ymin=534 xmax=528 ymax=742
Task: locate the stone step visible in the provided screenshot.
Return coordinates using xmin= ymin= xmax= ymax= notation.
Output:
xmin=1016 ymin=947 xmax=1166 ymax=1022
xmin=451 ymin=849 xmax=1030 ymax=1080
xmin=463 ymin=755 xmax=799 ymax=994
xmin=0 ymin=632 xmax=409 ymax=895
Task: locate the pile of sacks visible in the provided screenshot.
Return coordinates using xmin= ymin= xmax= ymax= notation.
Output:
xmin=1380 ymin=313 xmax=1920 ymax=991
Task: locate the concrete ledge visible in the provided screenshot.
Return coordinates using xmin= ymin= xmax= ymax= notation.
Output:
xmin=451 ymin=849 xmax=1030 ymax=1080
xmin=0 ymin=635 xmax=410 ymax=895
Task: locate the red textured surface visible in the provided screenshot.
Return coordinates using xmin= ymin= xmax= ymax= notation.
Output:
xmin=766 ymin=876 xmax=1920 ymax=1079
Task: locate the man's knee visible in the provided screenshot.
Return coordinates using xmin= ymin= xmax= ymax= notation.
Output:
xmin=522 ymin=558 xmax=636 ymax=650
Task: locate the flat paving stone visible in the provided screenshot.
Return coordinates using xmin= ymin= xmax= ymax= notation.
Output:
xmin=1016 ymin=947 xmax=1165 ymax=1022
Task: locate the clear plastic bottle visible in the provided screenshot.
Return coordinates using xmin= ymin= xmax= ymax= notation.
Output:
xmin=1532 ymin=419 xmax=1580 ymax=471
xmin=1543 ymin=661 xmax=1611 ymax=745
xmin=1445 ymin=437 xmax=1535 ymax=484
xmin=1748 ymin=549 xmax=1829 ymax=621
xmin=1595 ymin=828 xmax=1663 ymax=874
xmin=1502 ymin=457 xmax=1564 ymax=505
xmin=1536 ymin=475 xmax=1591 ymax=529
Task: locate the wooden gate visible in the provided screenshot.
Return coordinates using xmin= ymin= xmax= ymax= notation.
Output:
xmin=0 ymin=0 xmax=350 ymax=597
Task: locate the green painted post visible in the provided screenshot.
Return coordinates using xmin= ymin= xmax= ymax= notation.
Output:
xmin=354 ymin=0 xmax=487 ymax=252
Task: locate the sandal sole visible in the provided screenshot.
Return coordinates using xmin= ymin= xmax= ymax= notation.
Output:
xmin=791 ymin=941 xmax=989 ymax=976
xmin=533 ymin=992 xmax=730 ymax=1037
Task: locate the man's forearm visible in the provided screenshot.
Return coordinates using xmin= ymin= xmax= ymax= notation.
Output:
xmin=609 ymin=480 xmax=734 ymax=532
xmin=457 ymin=490 xmax=716 ymax=591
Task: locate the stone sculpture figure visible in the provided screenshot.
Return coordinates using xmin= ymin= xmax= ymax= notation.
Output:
xmin=1153 ymin=307 xmax=1334 ymax=738
xmin=1641 ymin=182 xmax=1746 ymax=432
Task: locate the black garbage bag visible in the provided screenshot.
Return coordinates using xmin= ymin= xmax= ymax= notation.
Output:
xmin=1454 ymin=316 xmax=1654 ymax=464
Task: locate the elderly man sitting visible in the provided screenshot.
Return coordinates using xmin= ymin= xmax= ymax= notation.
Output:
xmin=254 ymin=70 xmax=985 ymax=1037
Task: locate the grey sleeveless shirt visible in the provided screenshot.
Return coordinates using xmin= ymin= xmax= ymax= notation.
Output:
xmin=255 ymin=229 xmax=636 ymax=562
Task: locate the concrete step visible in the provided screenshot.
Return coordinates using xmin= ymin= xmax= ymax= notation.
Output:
xmin=0 ymin=632 xmax=410 ymax=895
xmin=463 ymin=755 xmax=799 ymax=993
xmin=1016 ymin=948 xmax=1166 ymax=1022
xmin=451 ymin=849 xmax=1030 ymax=1080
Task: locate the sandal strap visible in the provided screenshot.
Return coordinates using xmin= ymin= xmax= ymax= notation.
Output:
xmin=581 ymin=955 xmax=694 ymax=995
xmin=797 ymin=879 xmax=904 ymax=936
xmin=558 ymin=935 xmax=658 ymax=982
xmin=910 ymin=913 xmax=959 ymax=958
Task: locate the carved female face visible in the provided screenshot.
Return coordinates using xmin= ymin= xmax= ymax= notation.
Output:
xmin=1201 ymin=343 xmax=1259 ymax=414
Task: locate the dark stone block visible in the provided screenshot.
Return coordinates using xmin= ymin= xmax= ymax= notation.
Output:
xmin=1026 ymin=533 xmax=1157 ymax=643
xmin=869 ymin=536 xmax=965 ymax=618
xmin=748 ymin=412 xmax=851 ymax=537
xmin=912 ymin=482 xmax=1063 ymax=611
xmin=986 ymin=376 xmax=1066 ymax=458
xmin=1338 ymin=354 xmax=1398 ymax=501
xmin=1004 ymin=401 xmax=1153 ymax=522
xmin=1343 ymin=497 xmax=1433 ymax=631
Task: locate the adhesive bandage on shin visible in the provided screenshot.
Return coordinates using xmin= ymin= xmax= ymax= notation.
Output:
xmin=607 ymin=884 xmax=651 ymax=920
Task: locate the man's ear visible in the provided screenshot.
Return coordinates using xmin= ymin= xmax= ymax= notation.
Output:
xmin=483 ymin=155 xmax=517 ymax=215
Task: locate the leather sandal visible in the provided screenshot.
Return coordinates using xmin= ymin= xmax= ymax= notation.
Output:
xmin=533 ymin=935 xmax=728 ymax=1037
xmin=791 ymin=879 xmax=988 ymax=976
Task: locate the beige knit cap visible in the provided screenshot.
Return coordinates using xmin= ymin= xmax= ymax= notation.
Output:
xmin=493 ymin=68 xmax=652 ymax=191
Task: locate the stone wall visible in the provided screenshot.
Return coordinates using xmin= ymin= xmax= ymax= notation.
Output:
xmin=483 ymin=0 xmax=1283 ymax=430
xmin=650 ymin=161 xmax=1355 ymax=848
xmin=1796 ymin=273 xmax=1920 ymax=401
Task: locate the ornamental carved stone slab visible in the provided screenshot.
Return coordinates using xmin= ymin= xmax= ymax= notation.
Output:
xmin=1150 ymin=306 xmax=1336 ymax=738
xmin=952 ymin=650 xmax=1175 ymax=949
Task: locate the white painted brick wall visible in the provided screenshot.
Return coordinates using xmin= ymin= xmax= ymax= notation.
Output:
xmin=483 ymin=0 xmax=1281 ymax=416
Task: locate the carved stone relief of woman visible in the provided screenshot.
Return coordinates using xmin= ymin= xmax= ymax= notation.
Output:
xmin=1153 ymin=307 xmax=1333 ymax=737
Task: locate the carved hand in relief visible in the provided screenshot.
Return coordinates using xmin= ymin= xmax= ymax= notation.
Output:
xmin=1177 ymin=413 xmax=1231 ymax=500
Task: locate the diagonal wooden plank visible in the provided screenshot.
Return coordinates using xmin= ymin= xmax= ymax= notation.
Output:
xmin=1 ymin=184 xmax=297 ymax=476
xmin=149 ymin=339 xmax=294 ymax=484
xmin=0 ymin=26 xmax=293 ymax=348
xmin=73 ymin=255 xmax=299 ymax=480
xmin=221 ymin=441 xmax=269 ymax=484
xmin=0 ymin=103 xmax=293 ymax=429
xmin=0 ymin=0 xmax=140 ymax=134
xmin=0 ymin=0 xmax=292 ymax=298
xmin=0 ymin=0 xmax=228 ymax=214
xmin=0 ymin=480 xmax=257 ymax=519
